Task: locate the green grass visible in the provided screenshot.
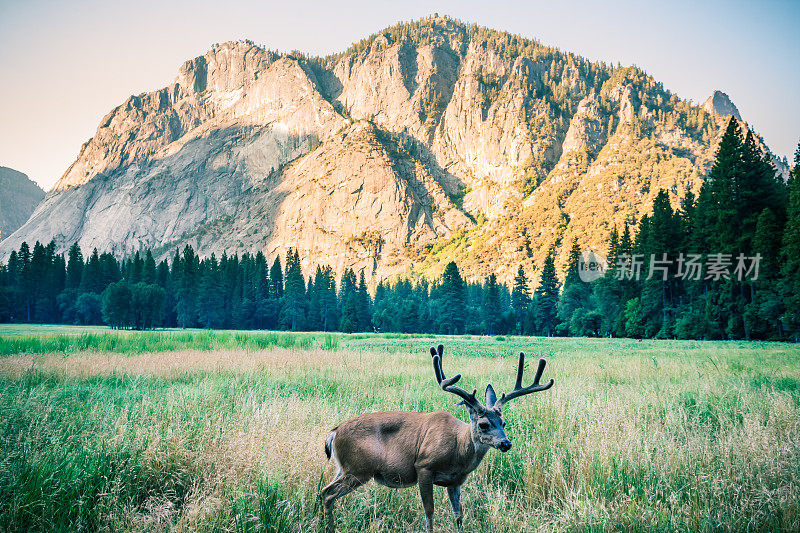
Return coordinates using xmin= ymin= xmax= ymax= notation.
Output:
xmin=0 ymin=324 xmax=115 ymax=336
xmin=0 ymin=329 xmax=798 ymax=531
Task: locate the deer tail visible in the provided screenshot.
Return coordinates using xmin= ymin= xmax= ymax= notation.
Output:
xmin=324 ymin=428 xmax=337 ymax=460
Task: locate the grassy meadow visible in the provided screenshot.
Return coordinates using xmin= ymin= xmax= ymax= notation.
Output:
xmin=0 ymin=326 xmax=798 ymax=532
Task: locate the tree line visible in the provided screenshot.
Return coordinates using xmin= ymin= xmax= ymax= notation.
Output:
xmin=570 ymin=119 xmax=799 ymax=340
xmin=0 ymin=119 xmax=797 ymax=339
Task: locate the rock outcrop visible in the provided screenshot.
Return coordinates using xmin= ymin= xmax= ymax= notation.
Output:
xmin=0 ymin=17 xmax=786 ymax=281
xmin=0 ymin=167 xmax=44 ymax=241
xmin=702 ymin=90 xmax=742 ymax=121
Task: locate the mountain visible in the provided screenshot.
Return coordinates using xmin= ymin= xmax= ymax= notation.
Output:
xmin=702 ymin=90 xmax=741 ymax=121
xmin=0 ymin=167 xmax=44 ymax=241
xmin=0 ymin=16 xmax=787 ymax=281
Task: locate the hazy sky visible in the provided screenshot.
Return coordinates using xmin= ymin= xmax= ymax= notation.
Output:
xmin=1 ymin=0 xmax=798 ymax=191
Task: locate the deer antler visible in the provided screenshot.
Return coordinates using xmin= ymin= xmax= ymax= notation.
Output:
xmin=494 ymin=352 xmax=554 ymax=408
xmin=430 ymin=345 xmax=483 ymax=410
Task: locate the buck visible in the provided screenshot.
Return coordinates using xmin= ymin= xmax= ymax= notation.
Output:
xmin=320 ymin=344 xmax=554 ymax=532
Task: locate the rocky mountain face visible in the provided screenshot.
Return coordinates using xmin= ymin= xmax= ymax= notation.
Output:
xmin=702 ymin=90 xmax=741 ymax=121
xmin=0 ymin=167 xmax=44 ymax=241
xmin=0 ymin=17 xmax=788 ymax=281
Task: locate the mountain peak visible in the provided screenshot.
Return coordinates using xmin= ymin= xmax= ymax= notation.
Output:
xmin=0 ymin=18 xmax=780 ymax=281
xmin=702 ymin=90 xmax=742 ymax=121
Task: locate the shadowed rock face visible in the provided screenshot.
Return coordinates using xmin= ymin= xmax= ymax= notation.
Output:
xmin=0 ymin=167 xmax=44 ymax=241
xmin=0 ymin=18 xmax=787 ymax=280
xmin=702 ymin=90 xmax=742 ymax=121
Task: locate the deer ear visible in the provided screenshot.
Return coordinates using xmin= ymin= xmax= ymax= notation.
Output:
xmin=484 ymin=384 xmax=497 ymax=406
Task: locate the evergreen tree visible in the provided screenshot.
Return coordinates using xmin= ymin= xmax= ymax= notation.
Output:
xmin=511 ymin=265 xmax=531 ymax=333
xmin=531 ymin=250 xmax=560 ymax=336
xmin=780 ymin=140 xmax=800 ymax=340
xmin=482 ymin=273 xmax=502 ymax=335
xmin=439 ymin=261 xmax=466 ymax=334
xmin=339 ymin=268 xmax=358 ymax=333
xmin=357 ymin=271 xmax=371 ymax=331
xmin=174 ymin=245 xmax=198 ymax=328
xmin=309 ymin=266 xmax=337 ymax=331
xmin=281 ymin=249 xmax=306 ymax=331
xmin=143 ymin=250 xmax=157 ymax=284
xmin=66 ymin=243 xmax=84 ymax=289
xmin=253 ymin=251 xmax=270 ymax=329
xmin=197 ymin=255 xmax=224 ymax=328
xmin=80 ymin=249 xmax=102 ymax=294
xmin=744 ymin=207 xmax=783 ymax=338
xmin=270 ymin=256 xmax=284 ymax=299
xmin=705 ymin=117 xmax=742 ymax=253
xmin=558 ymin=239 xmax=597 ymax=335
xmin=639 ymin=190 xmax=681 ymax=337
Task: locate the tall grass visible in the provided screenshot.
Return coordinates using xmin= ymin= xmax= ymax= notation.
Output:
xmin=0 ymin=330 xmax=322 ymax=356
xmin=0 ymin=337 xmax=798 ymax=531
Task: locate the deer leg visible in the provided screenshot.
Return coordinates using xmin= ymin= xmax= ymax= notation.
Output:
xmin=320 ymin=473 xmax=365 ymax=533
xmin=417 ymin=469 xmax=435 ymax=533
xmin=447 ymin=485 xmax=463 ymax=532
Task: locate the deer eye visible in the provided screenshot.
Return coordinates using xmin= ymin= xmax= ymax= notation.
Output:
xmin=478 ymin=421 xmax=490 ymax=430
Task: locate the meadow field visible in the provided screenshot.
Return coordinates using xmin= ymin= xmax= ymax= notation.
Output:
xmin=0 ymin=326 xmax=798 ymax=532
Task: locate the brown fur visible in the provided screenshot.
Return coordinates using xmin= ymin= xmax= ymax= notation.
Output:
xmin=320 ymin=346 xmax=552 ymax=532
xmin=320 ymin=410 xmax=488 ymax=532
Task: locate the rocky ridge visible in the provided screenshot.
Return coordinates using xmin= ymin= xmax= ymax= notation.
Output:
xmin=0 ymin=17 xmax=789 ymax=282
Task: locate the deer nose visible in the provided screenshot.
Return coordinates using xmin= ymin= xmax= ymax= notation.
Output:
xmin=498 ymin=440 xmax=512 ymax=452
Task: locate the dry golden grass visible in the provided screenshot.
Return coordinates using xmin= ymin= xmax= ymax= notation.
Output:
xmin=0 ymin=348 xmax=345 ymax=379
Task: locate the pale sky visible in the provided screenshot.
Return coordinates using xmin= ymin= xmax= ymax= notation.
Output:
xmin=1 ymin=0 xmax=798 ymax=191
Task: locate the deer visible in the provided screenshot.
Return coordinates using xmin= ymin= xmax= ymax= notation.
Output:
xmin=320 ymin=344 xmax=554 ymax=532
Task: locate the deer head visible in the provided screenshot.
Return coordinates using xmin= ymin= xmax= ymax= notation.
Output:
xmin=430 ymin=344 xmax=554 ymax=452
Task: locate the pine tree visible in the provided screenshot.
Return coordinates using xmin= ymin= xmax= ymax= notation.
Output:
xmin=310 ymin=266 xmax=337 ymax=332
xmin=440 ymin=261 xmax=466 ymax=334
xmin=780 ymin=140 xmax=800 ymax=340
xmin=357 ymin=271 xmax=371 ymax=331
xmin=174 ymin=245 xmax=198 ymax=329
xmin=270 ymin=256 xmax=284 ymax=299
xmin=744 ymin=207 xmax=783 ymax=338
xmin=143 ymin=250 xmax=157 ymax=284
xmin=281 ymin=249 xmax=306 ymax=331
xmin=128 ymin=252 xmax=144 ymax=284
xmin=738 ymin=131 xmax=786 ymax=253
xmin=66 ymin=243 xmax=84 ymax=289
xmin=638 ymin=190 xmax=680 ymax=337
xmin=618 ymin=223 xmax=633 ymax=258
xmin=28 ymin=242 xmax=49 ymax=322
xmin=511 ymin=265 xmax=531 ymax=332
xmin=607 ymin=227 xmax=620 ymax=264
xmin=558 ymin=239 xmax=596 ymax=335
xmin=482 ymin=274 xmax=501 ymax=335
xmin=339 ymin=268 xmax=358 ymax=333
xmin=197 ymin=255 xmax=224 ymax=328
xmin=705 ymin=117 xmax=743 ymax=253
xmin=531 ymin=249 xmax=560 ymax=336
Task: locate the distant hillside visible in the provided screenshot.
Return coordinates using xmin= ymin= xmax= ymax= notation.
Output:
xmin=0 ymin=15 xmax=788 ymax=282
xmin=0 ymin=167 xmax=44 ymax=241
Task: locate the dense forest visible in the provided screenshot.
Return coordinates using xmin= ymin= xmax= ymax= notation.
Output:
xmin=0 ymin=119 xmax=798 ymax=340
